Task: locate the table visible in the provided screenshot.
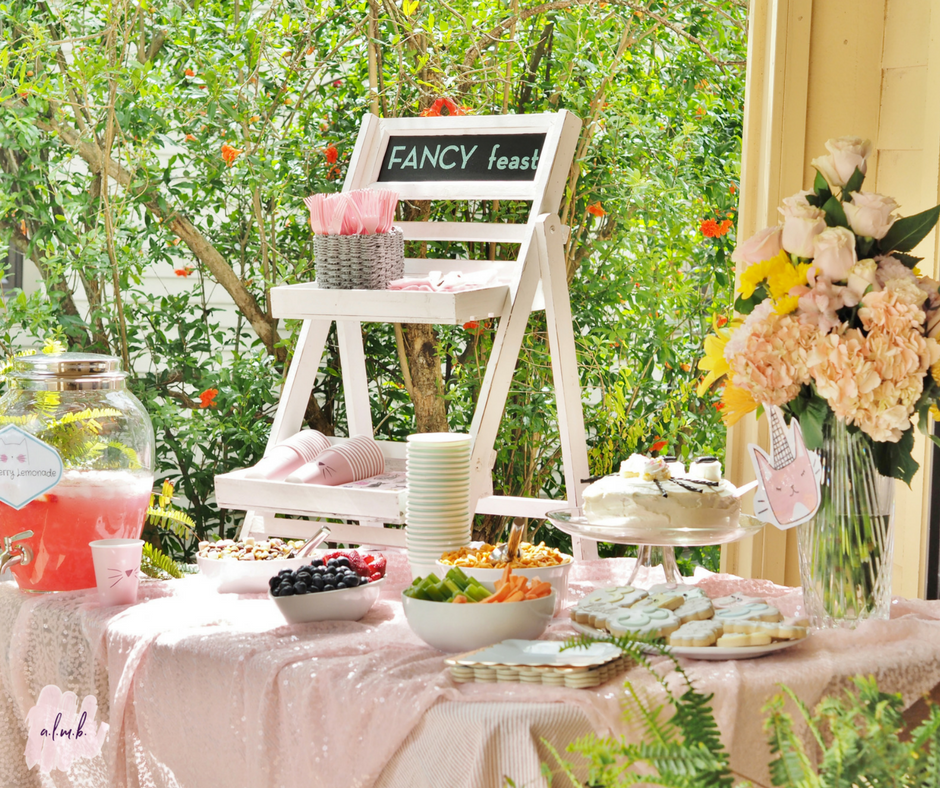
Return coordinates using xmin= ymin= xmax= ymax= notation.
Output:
xmin=3 ymin=554 xmax=940 ymax=788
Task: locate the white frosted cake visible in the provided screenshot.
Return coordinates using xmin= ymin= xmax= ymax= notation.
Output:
xmin=582 ymin=455 xmax=740 ymax=530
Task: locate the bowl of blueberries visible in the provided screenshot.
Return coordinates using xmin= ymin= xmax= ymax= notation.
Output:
xmin=268 ymin=554 xmax=384 ymax=624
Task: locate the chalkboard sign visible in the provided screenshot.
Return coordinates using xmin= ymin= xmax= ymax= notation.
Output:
xmin=378 ymin=133 xmax=546 ymax=182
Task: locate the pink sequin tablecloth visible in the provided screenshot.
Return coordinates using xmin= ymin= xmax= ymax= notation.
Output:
xmin=2 ymin=554 xmax=940 ymax=788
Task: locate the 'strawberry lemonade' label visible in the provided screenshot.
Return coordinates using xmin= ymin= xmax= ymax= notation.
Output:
xmin=1 ymin=469 xmax=152 ymax=591
xmin=0 ymin=425 xmax=63 ymax=510
xmin=25 ymin=685 xmax=108 ymax=774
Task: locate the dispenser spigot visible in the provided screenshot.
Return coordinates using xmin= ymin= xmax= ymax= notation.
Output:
xmin=0 ymin=530 xmax=34 ymax=574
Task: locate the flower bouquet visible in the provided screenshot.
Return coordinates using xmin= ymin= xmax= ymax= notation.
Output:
xmin=699 ymin=136 xmax=940 ymax=627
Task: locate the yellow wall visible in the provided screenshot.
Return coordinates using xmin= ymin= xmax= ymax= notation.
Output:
xmin=724 ymin=0 xmax=940 ymax=597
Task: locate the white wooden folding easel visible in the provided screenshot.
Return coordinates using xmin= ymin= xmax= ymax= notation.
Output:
xmin=215 ymin=111 xmax=598 ymax=560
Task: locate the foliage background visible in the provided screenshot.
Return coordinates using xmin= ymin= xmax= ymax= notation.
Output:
xmin=0 ymin=0 xmax=746 ymax=564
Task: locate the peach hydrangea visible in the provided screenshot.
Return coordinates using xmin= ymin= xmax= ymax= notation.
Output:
xmin=806 ymin=329 xmax=881 ymax=422
xmin=724 ymin=304 xmax=818 ymax=406
xmin=858 ymin=287 xmax=927 ymax=334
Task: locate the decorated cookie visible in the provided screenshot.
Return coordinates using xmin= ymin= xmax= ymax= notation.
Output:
xmin=581 ymin=586 xmax=648 ymax=607
xmin=667 ymin=620 xmax=724 ymax=648
xmin=722 ymin=619 xmax=807 ymax=641
xmin=714 ymin=602 xmax=782 ymax=623
xmin=716 ymin=631 xmax=772 ymax=648
xmin=673 ymin=596 xmax=715 ymax=624
xmin=639 ymin=593 xmax=685 ymax=611
xmin=647 ymin=584 xmax=707 ymax=600
xmin=607 ymin=607 xmax=680 ymax=639
xmin=711 ymin=592 xmax=767 ymax=609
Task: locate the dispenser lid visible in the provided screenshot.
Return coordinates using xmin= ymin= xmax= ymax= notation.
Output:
xmin=11 ymin=353 xmax=126 ymax=390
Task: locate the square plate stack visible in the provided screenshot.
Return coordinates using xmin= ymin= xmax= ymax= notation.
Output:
xmin=405 ymin=433 xmax=472 ymax=578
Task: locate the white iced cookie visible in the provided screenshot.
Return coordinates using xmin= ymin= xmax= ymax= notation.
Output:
xmin=673 ymin=596 xmax=715 ymax=624
xmin=714 ymin=602 xmax=782 ymax=623
xmin=716 ymin=631 xmax=772 ymax=648
xmin=647 ymin=584 xmax=707 ymax=600
xmin=668 ymin=620 xmax=724 ymax=648
xmin=639 ymin=593 xmax=685 ymax=611
xmin=722 ymin=619 xmax=807 ymax=641
xmin=581 ymin=586 xmax=648 ymax=607
xmin=607 ymin=607 xmax=680 ymax=639
xmin=711 ymin=592 xmax=767 ymax=609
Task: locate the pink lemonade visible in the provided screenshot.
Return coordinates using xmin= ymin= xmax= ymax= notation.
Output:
xmin=1 ymin=470 xmax=152 ymax=592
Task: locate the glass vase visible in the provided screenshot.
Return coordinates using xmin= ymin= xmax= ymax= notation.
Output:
xmin=797 ymin=417 xmax=895 ymax=629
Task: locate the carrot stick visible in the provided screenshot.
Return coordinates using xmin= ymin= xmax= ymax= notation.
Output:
xmin=504 ymin=590 xmax=526 ymax=603
xmin=480 ymin=584 xmax=512 ymax=603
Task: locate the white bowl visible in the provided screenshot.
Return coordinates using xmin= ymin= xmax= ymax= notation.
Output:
xmin=270 ymin=578 xmax=384 ymax=623
xmin=435 ymin=558 xmax=572 ymax=612
xmin=402 ymin=591 xmax=555 ymax=652
xmin=197 ymin=554 xmax=312 ymax=594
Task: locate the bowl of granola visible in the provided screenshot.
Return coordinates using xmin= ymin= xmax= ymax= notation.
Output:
xmin=196 ymin=537 xmax=310 ymax=593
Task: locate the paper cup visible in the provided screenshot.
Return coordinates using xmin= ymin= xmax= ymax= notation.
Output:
xmin=244 ymin=430 xmax=332 ymax=480
xmin=286 ymin=435 xmax=385 ymax=485
xmin=90 ymin=539 xmax=144 ymax=606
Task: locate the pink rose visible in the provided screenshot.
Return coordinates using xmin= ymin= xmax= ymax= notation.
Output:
xmin=781 ymin=204 xmax=826 ymax=258
xmin=813 ymin=227 xmax=857 ymax=282
xmin=731 ymin=225 xmax=783 ymax=264
xmin=811 ymin=136 xmax=872 ymax=189
xmin=844 ymin=191 xmax=898 ymax=239
xmin=778 ymin=189 xmax=814 ymax=217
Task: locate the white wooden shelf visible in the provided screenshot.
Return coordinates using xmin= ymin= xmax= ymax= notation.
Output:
xmin=215 ymin=468 xmax=406 ymax=523
xmin=270 ymin=282 xmax=509 ymax=325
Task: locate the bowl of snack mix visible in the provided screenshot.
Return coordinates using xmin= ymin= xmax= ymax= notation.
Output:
xmin=197 ymin=537 xmax=310 ymax=593
xmin=436 ymin=541 xmax=572 ymax=612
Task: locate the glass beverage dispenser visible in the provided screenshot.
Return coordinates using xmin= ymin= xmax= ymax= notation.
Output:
xmin=0 ymin=353 xmax=154 ymax=591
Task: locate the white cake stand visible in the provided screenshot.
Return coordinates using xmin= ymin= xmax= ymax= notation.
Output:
xmin=545 ymin=510 xmax=766 ymax=586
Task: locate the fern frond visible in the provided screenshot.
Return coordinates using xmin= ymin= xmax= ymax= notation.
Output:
xmin=147 ymin=505 xmax=196 ymax=539
xmin=538 ymin=738 xmax=585 ymax=788
xmin=140 ymin=542 xmax=184 ymax=579
xmin=762 ymin=694 xmax=817 ymax=788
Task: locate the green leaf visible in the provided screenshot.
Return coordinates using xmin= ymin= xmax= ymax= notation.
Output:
xmin=813 ymin=170 xmax=830 ymax=197
xmin=879 ymin=204 xmax=940 ymax=253
xmin=891 ymin=251 xmax=923 ymax=269
xmin=871 ymin=428 xmax=919 ymax=485
xmin=822 ymin=195 xmax=848 ymax=228
xmin=734 ymin=284 xmax=767 ymax=316
xmin=842 ymin=166 xmax=865 ymax=196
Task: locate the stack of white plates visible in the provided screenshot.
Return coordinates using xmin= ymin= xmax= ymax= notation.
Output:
xmin=405 ymin=433 xmax=472 ymax=579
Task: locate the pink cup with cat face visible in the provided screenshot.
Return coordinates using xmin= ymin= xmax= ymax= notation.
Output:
xmin=90 ymin=538 xmax=144 ymax=606
xmin=285 ymin=435 xmax=385 ymax=485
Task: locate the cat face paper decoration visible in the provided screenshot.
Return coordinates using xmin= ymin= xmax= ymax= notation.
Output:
xmin=748 ymin=407 xmax=822 ymax=529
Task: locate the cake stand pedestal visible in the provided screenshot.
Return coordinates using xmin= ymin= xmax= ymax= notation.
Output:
xmin=545 ymin=510 xmax=765 ymax=586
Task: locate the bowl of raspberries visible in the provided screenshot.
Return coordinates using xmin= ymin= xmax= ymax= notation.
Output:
xmin=268 ymin=550 xmax=387 ymax=623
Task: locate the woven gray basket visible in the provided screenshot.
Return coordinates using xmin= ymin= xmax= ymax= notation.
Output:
xmin=314 ymin=227 xmax=404 ymax=290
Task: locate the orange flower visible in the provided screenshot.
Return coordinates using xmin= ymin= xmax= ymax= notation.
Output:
xmin=421 ymin=97 xmax=465 ymax=117
xmin=715 ymin=315 xmax=729 ymax=328
xmin=700 ymin=218 xmax=720 ymax=237
xmin=185 ymin=133 xmax=197 ymax=141
xmin=184 ymin=68 xmax=195 ymax=77
xmin=221 ymin=143 xmax=243 ymax=166
xmin=249 ymin=115 xmax=260 ymax=123
xmin=729 ymin=183 xmax=737 ymax=195
xmin=587 ymin=202 xmax=606 ymax=218
xmin=650 ymin=439 xmax=667 ymax=453
xmin=324 ymin=145 xmax=338 ymax=164
xmin=463 ymin=321 xmax=480 ymax=330
xmin=198 ymin=388 xmax=218 ymax=409
xmin=174 ymin=267 xmax=194 ymax=277
xmin=718 ymin=219 xmax=733 ymax=235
